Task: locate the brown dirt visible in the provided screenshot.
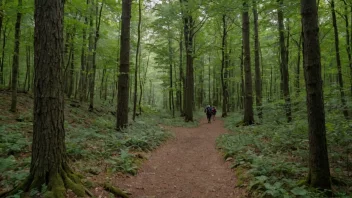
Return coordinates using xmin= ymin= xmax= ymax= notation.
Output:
xmin=108 ymin=118 xmax=247 ymax=198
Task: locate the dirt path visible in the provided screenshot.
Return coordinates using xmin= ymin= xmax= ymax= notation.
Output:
xmin=112 ymin=118 xmax=246 ymax=198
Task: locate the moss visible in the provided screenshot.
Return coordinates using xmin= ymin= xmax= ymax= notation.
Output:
xmin=47 ymin=173 xmax=65 ymax=198
xmin=297 ymin=179 xmax=308 ymax=186
xmin=61 ymin=170 xmax=86 ymax=197
xmin=103 ymin=183 xmax=129 ymax=198
xmin=234 ymin=167 xmax=249 ymax=188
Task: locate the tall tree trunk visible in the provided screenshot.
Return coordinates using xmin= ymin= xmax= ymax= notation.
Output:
xmin=88 ymin=0 xmax=103 ymax=111
xmin=242 ymin=1 xmax=254 ymax=125
xmin=79 ymin=12 xmax=88 ymax=102
xmin=23 ymin=46 xmax=30 ymax=91
xmin=10 ymin=0 xmax=22 ymax=112
xmin=1 ymin=0 xmax=89 ymax=197
xmin=253 ymin=0 xmax=262 ymax=120
xmin=342 ymin=0 xmax=352 ymax=97
xmin=221 ymin=14 xmax=228 ymax=117
xmin=208 ymin=56 xmax=211 ymax=105
xmin=67 ymin=27 xmax=76 ymax=98
xmin=116 ymin=0 xmax=132 ymax=130
xmin=179 ymin=37 xmax=185 ymax=116
xmin=168 ymin=31 xmax=175 ymax=118
xmin=0 ymin=0 xmax=3 ymax=85
xmin=240 ymin=44 xmax=244 ymax=109
xmin=100 ymin=65 xmax=106 ymax=99
xmin=0 ymin=27 xmax=6 ymax=85
xmin=181 ymin=0 xmax=194 ymax=122
xmin=133 ymin=0 xmax=142 ymax=120
xmin=67 ymin=40 xmax=75 ymax=98
xmin=278 ymin=0 xmax=292 ymax=122
xmin=331 ymin=0 xmax=349 ymax=119
xmin=294 ymin=33 xmax=302 ymax=96
xmin=301 ymin=0 xmax=332 ymax=192
xmin=138 ymin=52 xmax=150 ymax=115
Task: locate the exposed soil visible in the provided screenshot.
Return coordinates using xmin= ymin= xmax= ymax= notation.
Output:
xmin=107 ymin=118 xmax=247 ymax=198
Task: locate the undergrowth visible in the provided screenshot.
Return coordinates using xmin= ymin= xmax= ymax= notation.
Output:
xmin=217 ymin=100 xmax=351 ymax=198
xmin=156 ymin=109 xmax=203 ymax=127
xmin=0 ymin=100 xmax=172 ymax=193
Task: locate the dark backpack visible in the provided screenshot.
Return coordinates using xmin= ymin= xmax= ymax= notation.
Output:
xmin=206 ymin=107 xmax=212 ymax=114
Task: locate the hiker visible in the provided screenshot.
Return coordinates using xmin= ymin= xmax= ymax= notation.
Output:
xmin=212 ymin=106 xmax=217 ymax=121
xmin=204 ymin=105 xmax=213 ymax=123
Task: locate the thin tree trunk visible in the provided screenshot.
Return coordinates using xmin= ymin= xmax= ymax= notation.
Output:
xmin=168 ymin=32 xmax=175 ymax=118
xmin=301 ymin=0 xmax=332 ymax=192
xmin=116 ymin=0 xmax=132 ymax=130
xmin=89 ymin=0 xmax=103 ymax=111
xmin=342 ymin=0 xmax=352 ymax=97
xmin=240 ymin=45 xmax=244 ymax=109
xmin=208 ymin=56 xmax=211 ymax=105
xmin=0 ymin=26 xmax=6 ymax=85
xmin=138 ymin=52 xmax=150 ymax=115
xmin=79 ymin=12 xmax=88 ymax=102
xmin=331 ymin=0 xmax=349 ymax=119
xmin=278 ymin=0 xmax=292 ymax=122
xmin=179 ymin=37 xmax=185 ymax=116
xmin=10 ymin=0 xmax=22 ymax=112
xmin=221 ymin=14 xmax=228 ymax=118
xmin=67 ymin=39 xmax=75 ymax=98
xmin=133 ymin=0 xmax=142 ymax=120
xmin=295 ymin=33 xmax=302 ymax=96
xmin=242 ymin=1 xmax=254 ymax=125
xmin=23 ymin=46 xmax=30 ymax=91
xmin=253 ymin=0 xmax=262 ymax=120
xmin=0 ymin=0 xmax=3 ymax=85
xmin=100 ymin=65 xmax=106 ymax=99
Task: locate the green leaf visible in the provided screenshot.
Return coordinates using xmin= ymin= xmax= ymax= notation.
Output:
xmin=291 ymin=187 xmax=308 ymax=196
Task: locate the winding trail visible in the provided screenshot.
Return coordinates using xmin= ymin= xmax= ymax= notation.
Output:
xmin=112 ymin=118 xmax=246 ymax=198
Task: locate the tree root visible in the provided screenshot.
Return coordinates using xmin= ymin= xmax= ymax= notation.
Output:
xmin=103 ymin=183 xmax=129 ymax=198
xmin=0 ymin=165 xmax=93 ymax=198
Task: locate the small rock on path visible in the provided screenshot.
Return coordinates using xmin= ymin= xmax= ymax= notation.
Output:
xmin=113 ymin=118 xmax=246 ymax=198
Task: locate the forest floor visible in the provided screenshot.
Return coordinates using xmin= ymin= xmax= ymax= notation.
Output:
xmin=0 ymin=91 xmax=247 ymax=198
xmin=93 ymin=118 xmax=247 ymax=198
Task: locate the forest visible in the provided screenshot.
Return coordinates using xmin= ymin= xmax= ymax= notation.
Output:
xmin=0 ymin=0 xmax=351 ymax=197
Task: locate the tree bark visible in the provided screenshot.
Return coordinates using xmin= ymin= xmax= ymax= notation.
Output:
xmin=277 ymin=0 xmax=292 ymax=122
xmin=67 ymin=27 xmax=76 ymax=98
xmin=133 ymin=0 xmax=142 ymax=121
xmin=168 ymin=31 xmax=175 ymax=118
xmin=253 ymin=0 xmax=262 ymax=120
xmin=1 ymin=0 xmax=89 ymax=197
xmin=10 ymin=0 xmax=22 ymax=112
xmin=240 ymin=45 xmax=244 ymax=109
xmin=342 ymin=0 xmax=352 ymax=97
xmin=331 ymin=0 xmax=349 ymax=119
xmin=23 ymin=46 xmax=30 ymax=91
xmin=79 ymin=10 xmax=88 ymax=102
xmin=242 ymin=1 xmax=254 ymax=125
xmin=179 ymin=37 xmax=185 ymax=116
xmin=301 ymin=0 xmax=332 ymax=192
xmin=116 ymin=0 xmax=132 ymax=130
xmin=0 ymin=26 xmax=5 ymax=85
xmin=221 ymin=14 xmax=228 ymax=117
xmin=181 ymin=0 xmax=194 ymax=122
xmin=0 ymin=0 xmax=3 ymax=85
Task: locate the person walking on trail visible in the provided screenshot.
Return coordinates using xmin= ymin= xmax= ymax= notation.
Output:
xmin=204 ymin=105 xmax=213 ymax=123
xmin=212 ymin=106 xmax=217 ymax=121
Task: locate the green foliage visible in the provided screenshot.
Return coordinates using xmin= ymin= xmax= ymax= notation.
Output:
xmin=217 ymin=101 xmax=351 ymax=197
xmin=0 ymin=124 xmax=31 ymax=155
xmin=157 ymin=109 xmax=203 ymax=127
